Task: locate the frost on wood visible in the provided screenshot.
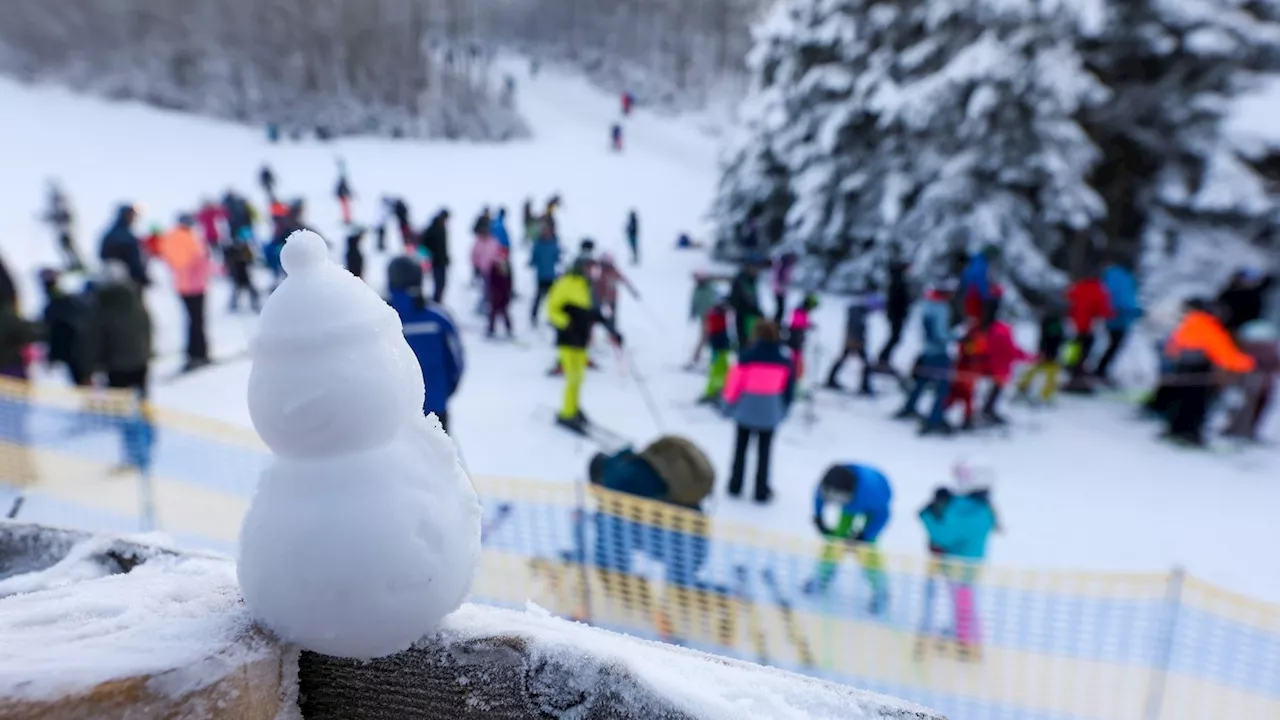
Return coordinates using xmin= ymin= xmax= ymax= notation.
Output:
xmin=299 ymin=604 xmax=944 ymax=720
xmin=0 ymin=523 xmax=296 ymax=720
xmin=239 ymin=230 xmax=481 ymax=660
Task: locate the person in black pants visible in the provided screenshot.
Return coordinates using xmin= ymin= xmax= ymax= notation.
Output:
xmin=722 ymin=321 xmax=794 ymax=503
xmin=420 ymin=209 xmax=451 ymax=304
xmin=877 ymin=258 xmax=912 ymax=368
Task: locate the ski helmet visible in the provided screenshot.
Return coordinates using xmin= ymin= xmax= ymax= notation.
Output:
xmin=952 ymin=454 xmax=995 ymax=492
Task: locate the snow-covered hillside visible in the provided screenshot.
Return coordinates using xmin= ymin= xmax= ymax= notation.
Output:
xmin=1 ymin=64 xmax=1278 ymax=604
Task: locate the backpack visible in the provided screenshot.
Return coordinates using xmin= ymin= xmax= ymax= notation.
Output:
xmin=639 ymin=436 xmax=715 ymax=508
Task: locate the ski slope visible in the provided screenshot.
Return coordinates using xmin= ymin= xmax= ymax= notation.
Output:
xmin=1 ymin=65 xmax=1279 ymax=605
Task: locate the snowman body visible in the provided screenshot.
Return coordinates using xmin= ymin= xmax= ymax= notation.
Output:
xmin=237 ymin=230 xmax=481 ymax=660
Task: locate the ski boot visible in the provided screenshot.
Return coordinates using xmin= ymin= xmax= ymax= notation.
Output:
xmin=555 ymin=413 xmax=588 ymax=436
xmin=918 ymin=420 xmax=954 ymax=436
xmin=893 ymin=406 xmax=921 ymax=421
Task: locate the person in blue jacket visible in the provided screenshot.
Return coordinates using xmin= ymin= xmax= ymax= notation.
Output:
xmin=958 ymin=245 xmax=1000 ymax=323
xmin=803 ymin=463 xmax=892 ymax=615
xmin=917 ymin=455 xmax=1000 ymax=661
xmin=99 ymin=204 xmax=149 ymax=287
xmin=897 ymin=281 xmax=957 ymax=434
xmin=529 ymin=226 xmax=562 ymax=325
xmin=386 ymin=256 xmax=464 ymax=434
xmin=1095 ymin=258 xmax=1141 ymax=385
xmin=490 ymin=207 xmax=511 ymax=250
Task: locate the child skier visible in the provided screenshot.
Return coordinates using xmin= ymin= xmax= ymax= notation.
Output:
xmin=1063 ymin=270 xmax=1115 ymax=393
xmin=698 ymin=297 xmax=733 ymax=404
xmin=595 ymin=253 xmax=638 ymax=323
xmin=803 ymin=463 xmax=893 ymax=615
xmin=687 ymin=273 xmax=720 ymax=367
xmin=979 ymin=300 xmax=1031 ymax=425
xmin=943 ymin=318 xmax=991 ymax=431
xmin=825 ymin=293 xmax=877 ymax=395
xmin=487 ymin=252 xmax=514 ymax=338
xmin=918 ymin=455 xmax=1000 ymax=661
xmin=900 ymin=281 xmax=957 ymax=433
xmin=471 ymin=228 xmax=501 ymax=315
xmin=1016 ymin=299 xmax=1067 ymax=404
xmin=786 ymin=294 xmax=818 ymax=384
xmin=547 ymin=257 xmax=623 ymax=435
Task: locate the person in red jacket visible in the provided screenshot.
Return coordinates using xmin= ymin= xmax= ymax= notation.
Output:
xmin=1064 ymin=271 xmax=1114 ymax=392
xmin=944 ymin=322 xmax=990 ymax=431
xmin=980 ymin=302 xmax=1031 ymax=424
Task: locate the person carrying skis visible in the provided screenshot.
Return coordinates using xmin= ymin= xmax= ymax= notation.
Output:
xmin=386 ymin=256 xmax=464 ymax=434
xmin=918 ymin=455 xmax=1000 ymax=662
xmin=1162 ymin=300 xmax=1255 ymax=446
xmin=37 ymin=269 xmax=90 ymax=386
xmin=877 ymin=257 xmax=912 ymax=370
xmin=899 ymin=281 xmax=958 ymax=434
xmin=625 ymin=210 xmax=640 ymax=265
xmin=1015 ymin=297 xmax=1068 ymax=404
xmin=595 ymin=253 xmax=638 ymax=323
xmin=547 ymin=257 xmax=623 ymax=435
xmin=99 ymin=204 xmax=149 ymax=288
xmin=85 ymin=260 xmax=153 ymax=398
xmin=803 ymin=463 xmax=892 ymax=615
xmin=729 ymin=257 xmax=764 ymax=354
xmin=529 ymin=224 xmax=561 ymax=325
xmin=421 ymin=209 xmax=451 ymax=304
xmin=1096 ymin=258 xmax=1141 ymax=385
xmin=43 ymin=182 xmax=82 ymax=271
xmin=825 ymin=292 xmax=878 ymax=395
xmin=487 ymin=251 xmax=514 ymax=338
xmin=157 ymin=215 xmax=213 ymax=372
xmin=1223 ymin=320 xmax=1278 ymax=441
xmin=225 ymin=227 xmax=261 ymax=313
xmin=786 ymin=293 xmax=818 ymax=384
xmin=1063 ymin=270 xmax=1114 ymax=393
xmin=687 ymin=273 xmax=720 ymax=367
xmin=770 ymin=252 xmax=798 ymax=326
xmin=699 ymin=296 xmax=733 ymax=404
xmin=722 ymin=320 xmax=793 ymax=504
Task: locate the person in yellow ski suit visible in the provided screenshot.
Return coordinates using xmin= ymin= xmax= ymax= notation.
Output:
xmin=547 ymin=258 xmax=622 ymax=434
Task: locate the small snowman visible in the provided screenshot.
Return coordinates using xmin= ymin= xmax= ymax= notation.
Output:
xmin=237 ymin=229 xmax=481 ymax=660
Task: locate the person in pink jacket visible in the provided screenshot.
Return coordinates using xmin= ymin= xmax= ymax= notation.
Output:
xmin=981 ymin=310 xmax=1031 ymax=425
xmin=157 ymin=215 xmax=212 ymax=370
xmin=471 ymin=230 xmax=501 ymax=314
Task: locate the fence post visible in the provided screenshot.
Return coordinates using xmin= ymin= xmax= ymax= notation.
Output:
xmin=572 ymin=479 xmax=594 ymax=624
xmin=1143 ymin=566 xmax=1185 ymax=720
xmin=137 ymin=469 xmax=157 ymax=533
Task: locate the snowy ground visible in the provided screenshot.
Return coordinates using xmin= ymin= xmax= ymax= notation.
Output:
xmin=2 ymin=65 xmax=1278 ymax=605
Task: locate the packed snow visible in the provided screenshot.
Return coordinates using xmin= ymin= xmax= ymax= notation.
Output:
xmin=237 ymin=230 xmax=480 ymax=659
xmin=0 ymin=61 xmax=1278 ymax=610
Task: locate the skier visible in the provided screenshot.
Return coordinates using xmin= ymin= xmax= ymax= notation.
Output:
xmin=978 ymin=299 xmax=1030 ymax=425
xmin=335 ymin=163 xmax=354 ymax=225
xmin=803 ymin=463 xmax=892 ymax=615
xmin=1162 ymin=300 xmax=1255 ymax=446
xmin=543 ymin=195 xmax=562 ymax=239
xmin=728 ymin=257 xmax=764 ymax=354
xmin=721 ymin=320 xmax=793 ymax=504
xmin=99 ymin=204 xmax=149 ymax=288
xmin=611 ymin=123 xmax=623 ymax=152
xmin=529 ymin=224 xmax=561 ymax=325
xmin=1223 ymin=320 xmax=1278 ymax=441
xmin=222 ymin=191 xmax=256 ymax=243
xmin=522 ymin=199 xmax=540 ymax=245
xmin=259 ymin=165 xmax=276 ymax=203
xmin=621 ymin=91 xmax=634 ymax=116
xmin=85 ymin=260 xmax=153 ymax=398
xmin=877 ymin=257 xmax=912 ymax=370
xmin=786 ymin=293 xmax=818 ymax=384
xmin=958 ymin=245 xmax=1001 ymax=323
xmin=699 ymin=296 xmax=733 ymax=404
xmin=345 ymin=226 xmax=366 ymax=279
xmin=490 ymin=207 xmax=512 ymax=250
xmin=375 ymin=197 xmax=405 ymax=252
xmin=625 ymin=210 xmax=640 ymax=265
xmin=899 ymin=281 xmax=958 ymax=435
xmin=918 ymin=455 xmax=1000 ymax=661
xmin=1096 ymin=259 xmax=1142 ymax=385
xmin=487 ymin=252 xmax=514 ymax=338
xmin=595 ymin=253 xmax=638 ymax=323
xmin=194 ymin=199 xmax=226 ymax=260
xmin=825 ymin=293 xmax=877 ymax=395
xmin=687 ymin=273 xmax=720 ymax=367
xmin=37 ymin=269 xmax=90 ymax=386
xmin=386 ymin=256 xmax=464 ymax=434
xmin=770 ymin=252 xmax=798 ymax=326
xmin=421 ymin=210 xmax=451 ymax=304
xmin=1015 ymin=297 xmax=1068 ymax=404
xmin=471 ymin=227 xmax=501 ymax=315
xmin=225 ymin=228 xmax=261 ymax=313
xmin=156 ymin=216 xmax=212 ymax=372
xmin=43 ymin=182 xmax=82 ymax=271
xmin=1063 ymin=270 xmax=1114 ymax=393
xmin=547 ymin=257 xmax=623 ymax=435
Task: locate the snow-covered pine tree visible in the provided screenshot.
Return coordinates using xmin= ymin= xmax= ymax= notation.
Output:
xmin=1080 ymin=0 xmax=1280 ymax=300
xmin=713 ymin=0 xmax=1108 ymax=301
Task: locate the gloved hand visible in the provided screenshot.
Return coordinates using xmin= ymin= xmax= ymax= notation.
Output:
xmin=813 ymin=513 xmax=831 ymax=537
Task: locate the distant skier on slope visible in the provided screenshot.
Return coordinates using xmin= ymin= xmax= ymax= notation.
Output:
xmin=802 ymin=463 xmax=892 ymax=615
xmin=386 ymin=256 xmax=464 ymax=434
xmin=258 ymin=165 xmax=277 ymax=203
xmin=43 ymin=181 xmax=83 ymax=271
xmin=625 ymin=210 xmax=640 ymax=265
xmin=335 ymin=160 xmax=354 ymax=224
xmin=547 ymin=257 xmax=622 ymax=435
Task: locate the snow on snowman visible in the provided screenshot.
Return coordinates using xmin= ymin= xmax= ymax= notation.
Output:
xmin=237 ymin=229 xmax=482 ymax=660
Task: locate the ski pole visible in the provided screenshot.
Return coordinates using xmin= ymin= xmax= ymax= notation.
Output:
xmin=6 ymin=495 xmax=23 ymax=520
xmin=622 ymin=346 xmax=666 ymax=434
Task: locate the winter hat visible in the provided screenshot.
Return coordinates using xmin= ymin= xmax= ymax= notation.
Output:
xmin=253 ymin=230 xmax=403 ymax=356
xmin=387 ymin=255 xmax=424 ymax=295
xmin=952 ymin=454 xmax=995 ymax=493
xmin=1239 ymin=320 xmax=1278 ymax=343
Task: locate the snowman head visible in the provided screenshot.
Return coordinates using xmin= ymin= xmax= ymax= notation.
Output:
xmin=248 ymin=230 xmax=425 ymax=459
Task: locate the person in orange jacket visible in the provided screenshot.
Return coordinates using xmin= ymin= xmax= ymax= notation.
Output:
xmin=1162 ymin=299 xmax=1256 ymax=446
xmin=157 ymin=215 xmax=213 ymax=371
